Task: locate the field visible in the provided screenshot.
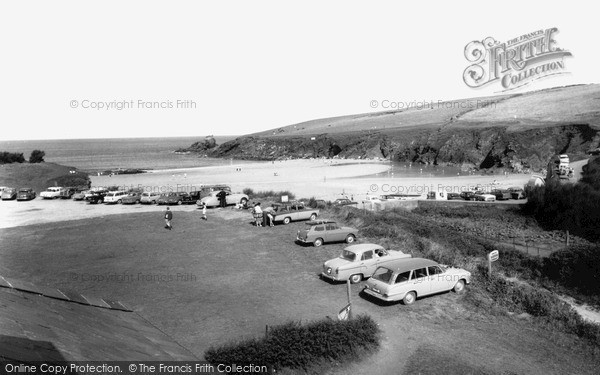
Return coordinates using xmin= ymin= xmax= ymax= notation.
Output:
xmin=1 ymin=207 xmax=598 ymax=374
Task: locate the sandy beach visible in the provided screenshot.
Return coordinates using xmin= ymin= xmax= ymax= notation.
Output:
xmin=0 ymin=159 xmax=533 ymax=229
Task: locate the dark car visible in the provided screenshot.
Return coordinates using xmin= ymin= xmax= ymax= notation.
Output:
xmin=296 ymin=220 xmax=358 ymax=247
xmin=86 ymin=190 xmax=108 ymax=204
xmin=447 ymin=192 xmax=462 ymax=200
xmin=491 ymin=189 xmax=511 ymax=200
xmin=157 ymin=192 xmax=196 ymax=205
xmin=17 ymin=188 xmax=36 ymax=201
xmin=460 ymin=191 xmax=476 ymax=201
xmin=333 ymin=198 xmax=358 ymax=206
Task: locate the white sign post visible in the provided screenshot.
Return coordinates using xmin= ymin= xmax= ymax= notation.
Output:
xmin=488 ymin=250 xmax=499 ymax=277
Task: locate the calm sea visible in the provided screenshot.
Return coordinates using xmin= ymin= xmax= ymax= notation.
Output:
xmin=0 ymin=136 xmax=242 ymax=172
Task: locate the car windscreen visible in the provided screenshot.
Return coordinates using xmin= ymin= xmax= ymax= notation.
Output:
xmin=340 ymin=250 xmax=356 ymax=261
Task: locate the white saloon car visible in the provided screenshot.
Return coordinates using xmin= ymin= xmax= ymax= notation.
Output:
xmin=103 ymin=190 xmax=129 ymax=204
xmin=198 ymin=191 xmax=248 ymax=208
xmin=322 ymin=244 xmax=412 ymax=284
xmin=363 ymin=258 xmax=471 ymax=305
xmin=40 ymin=187 xmax=63 ymax=199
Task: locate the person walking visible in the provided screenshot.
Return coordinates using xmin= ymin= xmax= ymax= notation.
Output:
xmin=164 ymin=207 xmax=173 ymax=230
xmin=201 ymin=202 xmax=207 ymax=220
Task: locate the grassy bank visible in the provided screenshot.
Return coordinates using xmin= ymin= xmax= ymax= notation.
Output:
xmin=328 ymin=205 xmax=600 ymax=351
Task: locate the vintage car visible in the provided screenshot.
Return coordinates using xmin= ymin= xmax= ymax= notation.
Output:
xmin=474 ymin=193 xmax=496 ymax=202
xmin=16 ymin=188 xmax=36 ymax=201
xmin=333 ymin=198 xmax=358 ymax=206
xmin=198 ymin=190 xmax=248 ymax=208
xmin=459 ymin=191 xmax=476 ymax=201
xmin=59 ymin=187 xmax=77 ymax=199
xmin=158 ymin=191 xmax=199 ymax=205
xmin=271 ymin=202 xmax=318 ymax=224
xmin=140 ymin=191 xmax=161 ymax=204
xmin=40 ymin=187 xmax=64 ymax=199
xmin=447 ymin=192 xmax=462 ymax=200
xmin=363 ymin=258 xmax=471 ymax=305
xmin=296 ymin=220 xmax=358 ymax=247
xmin=1 ymin=187 xmax=18 ymax=200
xmin=103 ymin=190 xmax=129 ymax=204
xmin=509 ymin=187 xmax=526 ymax=199
xmin=197 ymin=185 xmax=231 ymax=199
xmin=322 ymin=244 xmax=412 ymax=284
xmin=72 ymin=189 xmax=89 ymax=201
xmin=491 ymin=189 xmax=512 ymax=201
xmin=121 ymin=191 xmax=143 ymax=204
xmin=85 ymin=189 xmax=108 ymax=204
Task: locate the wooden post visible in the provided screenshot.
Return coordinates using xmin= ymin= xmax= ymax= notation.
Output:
xmin=566 ymin=230 xmax=570 ymax=248
xmin=346 ymin=279 xmax=352 ymax=320
xmin=265 ymin=324 xmax=269 ymax=337
xmin=488 ymin=256 xmax=492 ymax=278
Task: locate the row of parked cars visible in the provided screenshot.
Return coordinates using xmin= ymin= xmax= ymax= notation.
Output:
xmin=440 ymin=187 xmax=526 ymax=202
xmin=293 ymin=215 xmax=471 ymax=305
xmin=0 ymin=185 xmax=252 ymax=207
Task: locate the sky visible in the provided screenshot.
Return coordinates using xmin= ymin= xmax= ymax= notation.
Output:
xmin=0 ymin=0 xmax=597 ymax=141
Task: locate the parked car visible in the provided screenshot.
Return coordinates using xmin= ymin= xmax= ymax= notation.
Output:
xmin=59 ymin=187 xmax=77 ymax=199
xmin=103 ymin=190 xmax=129 ymax=204
xmin=322 ymin=244 xmax=412 ymax=284
xmin=1 ymin=187 xmax=17 ymax=200
xmin=333 ymin=198 xmax=358 ymax=206
xmin=121 ymin=191 xmax=142 ymax=204
xmin=509 ymin=187 xmax=526 ymax=199
xmin=491 ymin=189 xmax=511 ymax=200
xmin=271 ymin=202 xmax=318 ymax=224
xmin=296 ymin=220 xmax=358 ymax=247
xmin=85 ymin=190 xmax=108 ymax=204
xmin=362 ymin=258 xmax=472 ymax=305
xmin=72 ymin=189 xmax=89 ymax=201
xmin=474 ymin=193 xmax=496 ymax=202
xmin=140 ymin=191 xmax=161 ymax=204
xmin=16 ymin=188 xmax=36 ymax=201
xmin=40 ymin=187 xmax=64 ymax=199
xmin=198 ymin=191 xmax=248 ymax=207
xmin=157 ymin=191 xmax=198 ymax=205
xmin=197 ymin=185 xmax=231 ymax=199
xmin=447 ymin=192 xmax=462 ymax=200
xmin=459 ymin=191 xmax=476 ymax=201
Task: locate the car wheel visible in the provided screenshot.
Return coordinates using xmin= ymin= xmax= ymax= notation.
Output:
xmin=345 ymin=234 xmax=355 ymax=244
xmin=309 ymin=213 xmax=317 ymax=221
xmin=349 ymin=274 xmax=362 ymax=284
xmin=314 ymin=238 xmax=324 ymax=247
xmin=117 ymin=199 xmax=122 ymax=204
xmin=177 ymin=200 xmax=182 ymax=205
xmin=403 ymin=291 xmax=416 ymax=305
xmin=240 ymin=198 xmax=248 ymax=205
xmin=283 ymin=217 xmax=291 ymax=225
xmin=453 ymin=280 xmax=466 ymax=294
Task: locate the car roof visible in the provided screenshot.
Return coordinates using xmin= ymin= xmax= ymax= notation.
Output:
xmin=344 ymin=244 xmax=385 ymax=253
xmin=305 ymin=220 xmax=337 ymax=225
xmin=381 ymin=258 xmax=438 ymax=273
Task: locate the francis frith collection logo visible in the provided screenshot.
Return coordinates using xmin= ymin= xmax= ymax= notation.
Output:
xmin=463 ymin=27 xmax=572 ymax=91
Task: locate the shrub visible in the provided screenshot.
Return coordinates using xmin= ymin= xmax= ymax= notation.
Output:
xmin=204 ymin=315 xmax=380 ymax=371
xmin=29 ymin=149 xmax=45 ymax=163
xmin=46 ymin=172 xmax=91 ymax=188
xmin=242 ymin=188 xmax=295 ymax=201
xmin=0 ymin=151 xmax=25 ymax=164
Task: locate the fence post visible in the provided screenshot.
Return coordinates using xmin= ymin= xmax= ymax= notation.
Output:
xmin=566 ymin=230 xmax=570 ymax=248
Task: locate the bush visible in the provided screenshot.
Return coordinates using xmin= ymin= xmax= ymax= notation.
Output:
xmin=205 ymin=315 xmax=380 ymax=372
xmin=242 ymin=188 xmax=295 ymax=201
xmin=29 ymin=149 xmax=45 ymax=163
xmin=46 ymin=172 xmax=91 ymax=188
xmin=0 ymin=151 xmax=25 ymax=164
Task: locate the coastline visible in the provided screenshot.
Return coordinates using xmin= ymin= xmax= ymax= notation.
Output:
xmin=0 ymin=158 xmax=532 ymax=229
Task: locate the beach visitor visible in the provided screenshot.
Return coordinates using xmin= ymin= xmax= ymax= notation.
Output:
xmin=253 ymin=203 xmax=263 ymax=227
xmin=164 ymin=207 xmax=173 ymax=230
xmin=217 ymin=190 xmax=227 ymax=208
xmin=202 ymin=202 xmax=207 ymax=220
xmin=264 ymin=206 xmax=275 ymax=227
